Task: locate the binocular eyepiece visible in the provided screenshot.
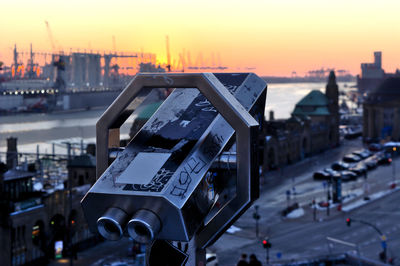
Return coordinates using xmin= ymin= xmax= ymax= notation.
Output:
xmin=97 ymin=207 xmax=161 ymax=244
xmin=81 ymin=73 xmax=267 ymax=249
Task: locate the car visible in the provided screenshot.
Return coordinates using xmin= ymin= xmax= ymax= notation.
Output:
xmin=206 ymin=253 xmax=218 ymax=266
xmin=331 ymin=161 xmax=350 ymax=171
xmin=323 ymin=168 xmax=341 ymax=178
xmin=339 ymin=170 xmax=358 ymax=182
xmin=375 ymin=152 xmax=392 ymax=165
xmin=349 ymin=163 xmax=367 ymax=176
xmin=323 ymin=168 xmax=339 ymax=175
xmin=352 ymin=149 xmax=372 ymax=159
xmin=369 ymin=143 xmax=382 ymax=152
xmin=313 ymin=171 xmax=331 ymax=180
xmin=343 ymin=154 xmax=362 ymax=163
xmin=364 ymin=157 xmax=378 ymax=170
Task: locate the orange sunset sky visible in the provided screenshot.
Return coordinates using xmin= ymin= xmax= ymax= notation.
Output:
xmin=1 ymin=0 xmax=400 ymax=76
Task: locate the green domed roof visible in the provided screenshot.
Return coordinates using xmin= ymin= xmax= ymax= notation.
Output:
xmin=292 ymin=90 xmax=330 ymax=116
xmin=68 ymin=154 xmax=96 ymax=168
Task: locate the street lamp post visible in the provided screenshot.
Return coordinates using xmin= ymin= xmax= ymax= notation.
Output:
xmin=327 ymin=177 xmax=332 ymax=216
xmin=253 ymin=205 xmax=260 ymax=238
xmin=65 ymin=142 xmax=74 ymax=266
xmin=392 ymin=147 xmax=396 ymax=188
xmin=262 ymin=239 xmax=271 ymax=265
xmin=346 ymin=217 xmax=387 ymax=263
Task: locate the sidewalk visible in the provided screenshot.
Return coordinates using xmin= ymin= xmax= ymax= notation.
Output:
xmin=281 ymin=152 xmax=400 ymax=222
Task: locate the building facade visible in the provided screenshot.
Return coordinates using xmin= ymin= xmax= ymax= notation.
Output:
xmin=263 ymin=71 xmax=339 ymax=170
xmin=363 ymin=77 xmax=400 ymax=142
xmin=0 ymin=154 xmax=99 ymax=266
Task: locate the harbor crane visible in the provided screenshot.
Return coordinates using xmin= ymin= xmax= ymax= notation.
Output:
xmin=45 ymin=21 xmax=58 ymax=52
xmin=165 ymin=35 xmax=171 ymax=72
xmin=103 ymin=53 xmax=137 ymax=88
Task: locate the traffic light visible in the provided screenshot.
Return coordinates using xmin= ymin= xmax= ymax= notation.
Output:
xmin=346 ymin=218 xmax=351 ymax=227
xmin=262 ymin=239 xmax=271 ymax=248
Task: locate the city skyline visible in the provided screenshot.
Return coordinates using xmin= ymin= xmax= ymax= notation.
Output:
xmin=1 ymin=0 xmax=400 ymax=76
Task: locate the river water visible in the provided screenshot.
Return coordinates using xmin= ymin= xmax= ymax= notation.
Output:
xmin=0 ymin=82 xmax=354 ymax=155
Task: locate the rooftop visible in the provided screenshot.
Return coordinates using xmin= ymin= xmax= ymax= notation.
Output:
xmin=295 ymin=90 xmax=329 ymax=106
xmin=292 ymin=90 xmax=330 ymax=116
xmin=3 ymin=169 xmax=35 ymax=182
xmin=68 ymin=154 xmax=96 ymax=168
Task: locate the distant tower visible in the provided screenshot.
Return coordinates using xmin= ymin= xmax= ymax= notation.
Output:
xmin=374 ymin=51 xmax=382 ymax=69
xmin=325 ymin=71 xmax=339 ymax=146
xmin=6 ymin=137 xmax=18 ymax=169
xmin=12 ymin=44 xmax=20 ymax=78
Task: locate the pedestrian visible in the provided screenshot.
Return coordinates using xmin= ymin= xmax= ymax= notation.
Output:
xmin=237 ymin=253 xmax=248 ymax=266
xmin=249 ymin=254 xmax=262 ymax=266
xmin=132 ymin=242 xmax=140 ymax=261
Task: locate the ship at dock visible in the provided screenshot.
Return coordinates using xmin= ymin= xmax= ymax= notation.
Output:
xmin=0 ymin=44 xmax=164 ymax=114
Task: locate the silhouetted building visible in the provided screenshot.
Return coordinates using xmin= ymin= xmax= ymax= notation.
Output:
xmin=6 ymin=137 xmax=18 ymax=169
xmin=325 ymin=71 xmax=340 ymax=145
xmin=363 ymin=77 xmax=400 ymax=141
xmin=0 ymin=144 xmax=99 ymax=265
xmin=357 ymin=51 xmax=385 ymax=92
xmin=67 ymin=154 xmax=96 ymax=187
xmin=263 ymin=116 xmax=307 ymax=169
xmin=264 ymin=71 xmax=339 ymax=170
xmin=357 ymin=51 xmax=400 ymax=93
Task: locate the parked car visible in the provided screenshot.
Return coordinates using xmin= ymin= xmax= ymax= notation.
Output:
xmin=339 ymin=170 xmax=358 ymax=182
xmin=375 ymin=152 xmax=392 ymax=165
xmin=364 ymin=157 xmax=378 ymax=170
xmin=343 ymin=154 xmax=362 ymax=163
xmin=323 ymin=168 xmax=340 ymax=176
xmin=349 ymin=162 xmax=367 ymax=176
xmin=352 ymin=149 xmax=372 ymax=159
xmin=368 ymin=143 xmax=382 ymax=152
xmin=331 ymin=161 xmax=350 ymax=171
xmin=313 ymin=171 xmax=331 ymax=180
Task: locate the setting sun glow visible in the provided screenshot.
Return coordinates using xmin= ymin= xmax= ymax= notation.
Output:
xmin=1 ymin=0 xmax=400 ymax=76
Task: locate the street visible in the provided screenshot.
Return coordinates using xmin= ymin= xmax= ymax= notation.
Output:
xmin=50 ymin=138 xmax=400 ymax=265
xmin=213 ymin=187 xmax=400 ymax=265
xmin=211 ymin=138 xmax=400 ymax=265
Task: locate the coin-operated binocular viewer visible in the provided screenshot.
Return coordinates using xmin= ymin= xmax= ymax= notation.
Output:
xmin=81 ymin=73 xmax=267 ymax=265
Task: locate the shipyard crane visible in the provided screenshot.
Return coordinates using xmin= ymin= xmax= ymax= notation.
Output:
xmin=187 ymin=50 xmax=193 ymax=69
xmin=178 ymin=51 xmax=185 ymax=72
xmin=44 ymin=21 xmax=56 ymax=52
xmin=12 ymin=44 xmax=21 ymax=78
xmin=165 ymin=35 xmax=171 ymax=72
xmin=27 ymin=43 xmax=40 ymax=78
xmin=103 ymin=53 xmax=137 ymax=88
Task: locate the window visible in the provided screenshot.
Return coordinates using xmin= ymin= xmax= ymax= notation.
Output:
xmin=383 ymin=108 xmax=394 ymax=127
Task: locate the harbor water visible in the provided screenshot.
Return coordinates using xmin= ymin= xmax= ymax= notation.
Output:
xmin=0 ymin=82 xmax=354 ymax=155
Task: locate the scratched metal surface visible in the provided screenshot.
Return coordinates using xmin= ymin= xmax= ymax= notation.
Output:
xmin=82 ymin=73 xmax=267 ymax=241
xmin=91 ymin=73 xmax=264 ymax=195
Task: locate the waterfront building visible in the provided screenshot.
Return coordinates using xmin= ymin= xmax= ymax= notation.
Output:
xmin=357 ymin=51 xmax=385 ymax=92
xmin=363 ymin=77 xmax=400 ymax=141
xmin=264 ymin=71 xmax=339 ymax=170
xmin=0 ymin=147 xmax=99 ymax=266
xmin=67 ymin=154 xmax=96 ymax=187
xmin=357 ymin=51 xmax=400 ymax=93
